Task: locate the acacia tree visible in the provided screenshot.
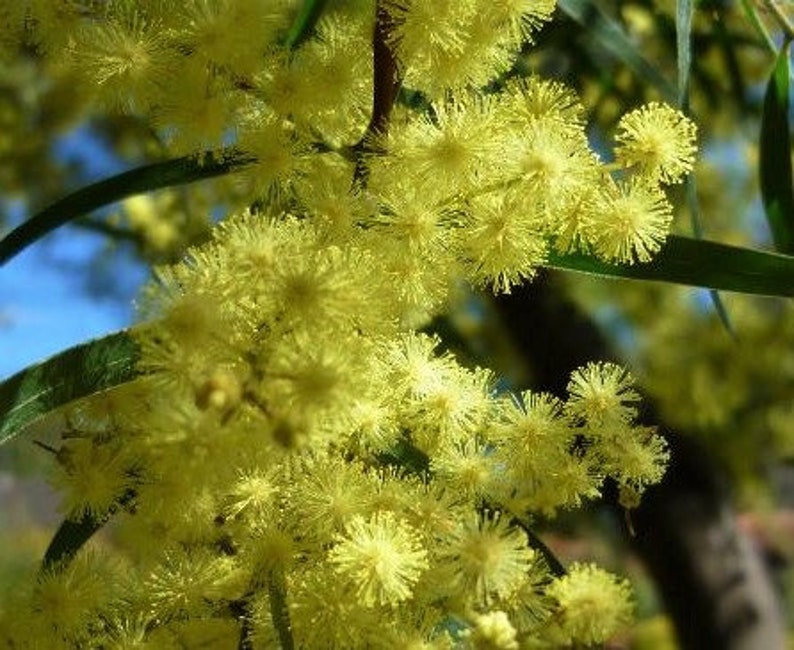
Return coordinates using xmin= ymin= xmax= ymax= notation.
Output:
xmin=0 ymin=1 xmax=792 ymax=648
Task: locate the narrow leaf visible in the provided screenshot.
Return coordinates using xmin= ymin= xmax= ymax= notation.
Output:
xmin=676 ymin=0 xmax=694 ymax=108
xmin=686 ymin=173 xmax=735 ymax=335
xmin=0 ymin=147 xmax=256 ymax=265
xmin=513 ymin=518 xmax=567 ymax=578
xmin=42 ymin=489 xmax=136 ymax=571
xmin=546 ymin=235 xmax=794 ymax=297
xmin=739 ymin=0 xmax=777 ymax=54
xmin=0 ymin=331 xmax=140 ymax=446
xmin=557 ymin=0 xmax=677 ymax=102
xmin=760 ymin=40 xmax=794 ymax=255
xmin=284 ymin=0 xmax=328 ymax=49
xmin=676 ymin=3 xmax=734 ymax=334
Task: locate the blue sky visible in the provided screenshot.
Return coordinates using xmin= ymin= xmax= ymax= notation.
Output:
xmin=0 ymin=127 xmax=149 ymax=380
xmin=0 ymin=227 xmax=147 ymax=380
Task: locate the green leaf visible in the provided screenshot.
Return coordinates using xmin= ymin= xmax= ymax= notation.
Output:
xmin=739 ymin=0 xmax=777 ymax=55
xmin=760 ymin=40 xmax=794 ymax=255
xmin=0 ymin=331 xmax=140 ymax=446
xmin=685 ymin=174 xmax=735 ymax=335
xmin=675 ymin=2 xmax=734 ymax=334
xmin=557 ymin=0 xmax=677 ymax=102
xmin=43 ymin=489 xmax=136 ymax=571
xmin=284 ymin=0 xmax=328 ymax=49
xmin=546 ymin=235 xmax=794 ymax=297
xmin=0 ymin=147 xmax=256 ymax=266
xmin=676 ymin=0 xmax=693 ymax=107
xmin=512 ymin=518 xmax=567 ymax=578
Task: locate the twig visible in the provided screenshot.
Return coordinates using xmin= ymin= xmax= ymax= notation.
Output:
xmin=352 ymin=0 xmax=403 ymax=186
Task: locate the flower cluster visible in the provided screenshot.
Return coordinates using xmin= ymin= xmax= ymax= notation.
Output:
xmin=0 ymin=0 xmax=694 ymax=647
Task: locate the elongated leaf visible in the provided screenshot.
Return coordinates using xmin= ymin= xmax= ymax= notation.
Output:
xmin=284 ymin=0 xmax=328 ymax=49
xmin=760 ymin=40 xmax=794 ymax=255
xmin=546 ymin=235 xmax=794 ymax=297
xmin=676 ymin=0 xmax=693 ymax=108
xmin=43 ymin=489 xmax=136 ymax=571
xmin=513 ymin=518 xmax=567 ymax=578
xmin=676 ymin=1 xmax=734 ymax=333
xmin=739 ymin=0 xmax=777 ymax=54
xmin=0 ymin=147 xmax=256 ymax=266
xmin=0 ymin=331 xmax=139 ymax=446
xmin=557 ymin=0 xmax=677 ymax=102
xmin=686 ymin=178 xmax=735 ymax=336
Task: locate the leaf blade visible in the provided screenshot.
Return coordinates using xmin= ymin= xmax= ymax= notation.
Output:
xmin=675 ymin=0 xmax=735 ymax=333
xmin=557 ymin=0 xmax=677 ymax=102
xmin=0 ymin=147 xmax=256 ymax=266
xmin=284 ymin=0 xmax=328 ymax=49
xmin=546 ymin=235 xmax=794 ymax=297
xmin=0 ymin=331 xmax=140 ymax=446
xmin=42 ymin=489 xmax=136 ymax=571
xmin=760 ymin=40 xmax=794 ymax=255
xmin=676 ymin=0 xmax=694 ymax=108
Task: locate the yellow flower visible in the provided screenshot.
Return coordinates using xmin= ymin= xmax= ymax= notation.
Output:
xmin=67 ymin=6 xmax=173 ymax=111
xmin=565 ymin=361 xmax=641 ymax=427
xmin=600 ymin=424 xmax=670 ymax=492
xmin=462 ymin=192 xmax=548 ymax=294
xmin=31 ymin=552 xmax=118 ymax=644
xmin=503 ymin=75 xmax=585 ymax=129
xmin=330 ymin=511 xmax=429 ymax=607
xmin=383 ymin=94 xmax=503 ymax=192
xmin=431 ymin=438 xmax=502 ymax=501
xmin=464 ymin=610 xmax=519 ymax=650
xmin=446 ymin=512 xmax=536 ymax=604
xmin=287 ymin=453 xmax=375 ymax=543
xmin=589 ymin=177 xmax=673 ymax=264
xmin=52 ymin=438 xmax=138 ymax=520
xmin=547 ymin=563 xmax=633 ymax=645
xmin=287 ymin=565 xmax=384 ymax=647
xmin=615 ymin=102 xmax=697 ymax=184
xmin=145 ymin=548 xmax=243 ymax=621
xmin=220 ymin=467 xmax=279 ymax=522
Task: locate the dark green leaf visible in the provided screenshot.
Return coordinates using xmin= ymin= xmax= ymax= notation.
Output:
xmin=0 ymin=331 xmax=140 ymax=446
xmin=760 ymin=40 xmax=794 ymax=255
xmin=0 ymin=147 xmax=256 ymax=266
xmin=557 ymin=0 xmax=677 ymax=102
xmin=43 ymin=516 xmax=102 ymax=571
xmin=546 ymin=235 xmax=794 ymax=297
xmin=42 ymin=489 xmax=136 ymax=571
xmin=512 ymin=518 xmax=567 ymax=578
xmin=284 ymin=0 xmax=328 ymax=49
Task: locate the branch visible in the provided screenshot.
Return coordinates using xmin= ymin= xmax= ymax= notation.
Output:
xmin=352 ymin=0 xmax=402 ymax=186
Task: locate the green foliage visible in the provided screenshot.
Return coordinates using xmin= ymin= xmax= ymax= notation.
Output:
xmin=0 ymin=332 xmax=139 ymax=446
xmin=549 ymin=234 xmax=794 ymax=296
xmin=0 ymin=149 xmax=255 ymax=265
xmin=760 ymin=40 xmax=794 ymax=254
